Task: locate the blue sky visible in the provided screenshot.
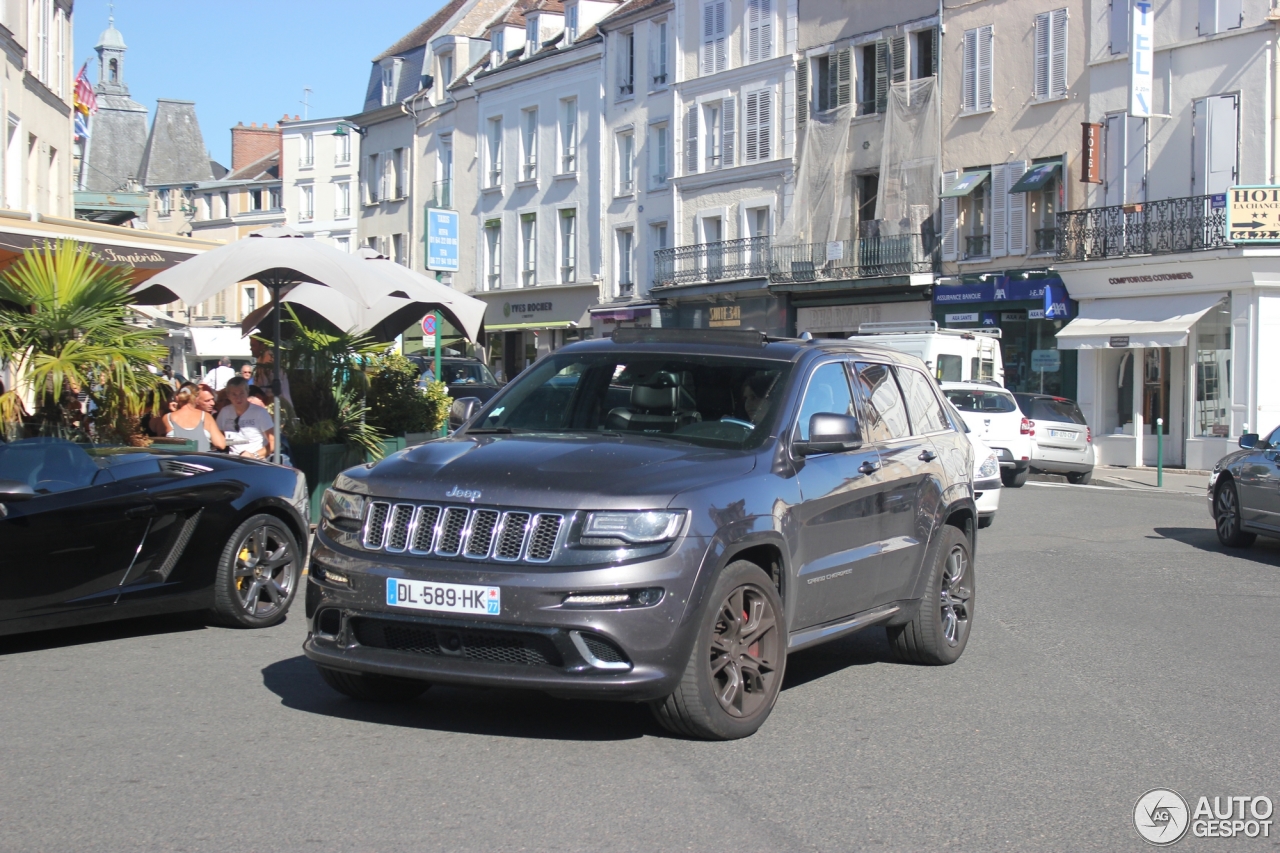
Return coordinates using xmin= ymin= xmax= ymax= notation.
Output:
xmin=73 ymin=0 xmax=444 ymax=167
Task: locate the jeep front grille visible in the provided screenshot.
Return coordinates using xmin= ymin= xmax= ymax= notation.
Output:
xmin=361 ymin=502 xmax=564 ymax=563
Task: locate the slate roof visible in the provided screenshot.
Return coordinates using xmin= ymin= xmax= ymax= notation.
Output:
xmin=139 ymin=99 xmax=214 ymax=188
xmin=598 ymin=0 xmax=670 ymax=27
xmin=224 ymin=150 xmax=280 ymax=182
xmin=374 ymin=0 xmax=471 ymax=61
xmin=80 ymin=92 xmax=149 ymax=192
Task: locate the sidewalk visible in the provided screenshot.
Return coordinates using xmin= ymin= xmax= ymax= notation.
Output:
xmin=1091 ymin=465 xmax=1210 ymax=497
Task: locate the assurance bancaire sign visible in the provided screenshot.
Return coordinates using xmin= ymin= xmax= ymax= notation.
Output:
xmin=1227 ymin=186 xmax=1280 ymax=242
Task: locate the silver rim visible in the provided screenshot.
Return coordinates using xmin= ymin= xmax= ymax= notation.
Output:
xmin=1216 ymin=485 xmax=1239 ymax=541
xmin=940 ymin=546 xmax=972 ymax=648
xmin=234 ymin=524 xmax=295 ymax=618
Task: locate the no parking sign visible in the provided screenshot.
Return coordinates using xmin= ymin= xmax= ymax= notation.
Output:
xmin=422 ymin=313 xmax=436 ymax=347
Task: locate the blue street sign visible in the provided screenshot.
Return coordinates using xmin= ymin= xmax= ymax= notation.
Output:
xmin=425 ymin=207 xmax=459 ymax=272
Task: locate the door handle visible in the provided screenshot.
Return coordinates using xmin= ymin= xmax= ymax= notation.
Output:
xmin=919 ymin=449 xmax=938 ymax=462
xmin=125 ymin=504 xmax=159 ymax=520
xmin=859 ymin=460 xmax=880 ymax=475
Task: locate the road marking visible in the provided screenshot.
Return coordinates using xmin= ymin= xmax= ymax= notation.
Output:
xmin=1025 ymin=481 xmax=1202 ymax=497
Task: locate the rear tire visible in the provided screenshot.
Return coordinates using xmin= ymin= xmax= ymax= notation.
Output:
xmin=1214 ymin=479 xmax=1257 ymax=548
xmin=888 ymin=525 xmax=974 ymax=665
xmin=1001 ymin=468 xmax=1029 ymax=488
xmin=316 ymin=666 xmax=431 ymax=702
xmin=1067 ymin=470 xmax=1093 ymax=485
xmin=977 ymin=514 xmax=994 ymax=529
xmin=650 ymin=561 xmax=785 ymax=740
xmin=211 ymin=513 xmax=301 ymax=628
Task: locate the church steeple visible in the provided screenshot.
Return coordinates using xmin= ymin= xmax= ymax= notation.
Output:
xmin=95 ymin=8 xmax=129 ymax=96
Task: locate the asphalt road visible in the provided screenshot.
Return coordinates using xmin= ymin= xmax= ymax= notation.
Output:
xmin=2 ymin=482 xmax=1278 ymax=852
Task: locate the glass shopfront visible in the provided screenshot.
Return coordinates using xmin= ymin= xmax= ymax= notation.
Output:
xmin=933 ymin=274 xmax=1078 ymax=399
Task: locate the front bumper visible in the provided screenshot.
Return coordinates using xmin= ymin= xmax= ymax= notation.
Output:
xmin=974 ymin=476 xmax=1001 ymax=518
xmin=302 ymin=533 xmax=708 ymax=702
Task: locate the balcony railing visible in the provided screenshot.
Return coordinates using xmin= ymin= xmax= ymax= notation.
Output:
xmin=1034 ymin=227 xmax=1057 ymax=254
xmin=653 ymin=236 xmax=770 ymax=288
xmin=431 ymin=179 xmax=453 ymax=209
xmin=299 ymin=156 xmax=314 ymax=167
xmin=768 ymin=233 xmax=939 ymax=284
xmin=964 ymin=234 xmax=990 ymax=259
xmin=1056 ymin=194 xmax=1229 ymax=261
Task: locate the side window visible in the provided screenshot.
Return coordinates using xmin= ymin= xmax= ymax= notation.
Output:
xmin=0 ymin=439 xmax=101 ymax=495
xmin=852 ymin=362 xmax=910 ymax=442
xmin=796 ymin=362 xmax=856 ymax=440
xmin=896 ymin=367 xmax=952 ymax=434
xmin=936 ymin=353 xmax=962 ymax=382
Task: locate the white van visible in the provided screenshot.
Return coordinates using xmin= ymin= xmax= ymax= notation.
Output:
xmin=850 ymin=321 xmax=1005 ymax=386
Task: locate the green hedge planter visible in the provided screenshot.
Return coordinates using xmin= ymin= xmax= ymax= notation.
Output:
xmin=368 ymin=436 xmax=406 ymax=463
xmin=292 ymin=443 xmax=367 ymax=520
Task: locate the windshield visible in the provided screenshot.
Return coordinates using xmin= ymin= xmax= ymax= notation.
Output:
xmin=944 ymin=388 xmax=1018 ymax=414
xmin=470 ymin=352 xmax=792 ymax=449
xmin=1015 ymin=395 xmax=1086 ymax=424
xmin=443 ymin=362 xmax=497 ymax=385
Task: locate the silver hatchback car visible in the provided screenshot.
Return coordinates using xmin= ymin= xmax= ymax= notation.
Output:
xmin=1013 ymin=394 xmax=1095 ymax=484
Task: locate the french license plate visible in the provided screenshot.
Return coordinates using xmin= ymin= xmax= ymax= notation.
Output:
xmin=1048 ymin=429 xmax=1076 ymax=440
xmin=386 ymin=578 xmax=500 ymax=615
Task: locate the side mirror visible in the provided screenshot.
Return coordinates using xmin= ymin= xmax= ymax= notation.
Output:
xmin=1239 ymin=433 xmax=1259 ymax=449
xmin=449 ymin=397 xmax=483 ymax=431
xmin=794 ymin=413 xmax=863 ymax=456
xmin=0 ymin=479 xmax=36 ymax=501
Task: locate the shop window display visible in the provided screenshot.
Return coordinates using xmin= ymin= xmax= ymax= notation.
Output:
xmin=1194 ymin=301 xmax=1231 ymax=437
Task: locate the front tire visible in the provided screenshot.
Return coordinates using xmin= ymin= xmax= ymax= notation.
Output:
xmin=317 ymin=666 xmax=431 ymax=702
xmin=1214 ymin=479 xmax=1256 ymax=548
xmin=650 ymin=561 xmax=785 ymax=740
xmin=888 ymin=525 xmax=974 ymax=665
xmin=211 ymin=513 xmax=301 ymax=628
xmin=1001 ymin=467 xmax=1029 ymax=488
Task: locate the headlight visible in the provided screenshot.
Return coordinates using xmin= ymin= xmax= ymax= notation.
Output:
xmin=320 ymin=488 xmax=367 ymax=532
xmin=977 ymin=452 xmax=1000 ymax=479
xmin=579 ymin=510 xmax=686 ymax=545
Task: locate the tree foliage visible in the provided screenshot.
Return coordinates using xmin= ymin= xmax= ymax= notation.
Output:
xmin=366 ymin=351 xmax=450 ymax=436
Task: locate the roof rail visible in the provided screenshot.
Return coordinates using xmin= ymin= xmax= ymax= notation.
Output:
xmin=610 ymin=328 xmax=768 ymax=346
xmin=854 ymin=320 xmax=1003 ymax=340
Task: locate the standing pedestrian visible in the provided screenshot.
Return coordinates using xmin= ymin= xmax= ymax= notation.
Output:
xmin=200 ymin=356 xmax=234 ymax=391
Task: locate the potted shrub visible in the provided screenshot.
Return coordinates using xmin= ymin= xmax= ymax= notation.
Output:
xmin=366 ymin=351 xmax=451 ymax=452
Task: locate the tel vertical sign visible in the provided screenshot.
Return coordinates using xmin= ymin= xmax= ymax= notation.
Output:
xmin=425 ymin=207 xmax=459 ymax=272
xmin=1130 ymin=0 xmax=1154 ymax=118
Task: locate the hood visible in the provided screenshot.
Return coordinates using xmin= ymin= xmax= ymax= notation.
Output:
xmin=338 ymin=433 xmax=757 ymax=510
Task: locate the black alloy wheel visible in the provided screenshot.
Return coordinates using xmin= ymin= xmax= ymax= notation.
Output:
xmin=212 ymin=514 xmax=301 ymax=628
xmin=1214 ymin=480 xmax=1257 ymax=548
xmin=888 ymin=525 xmax=974 ymax=665
xmin=650 ymin=561 xmax=786 ymax=740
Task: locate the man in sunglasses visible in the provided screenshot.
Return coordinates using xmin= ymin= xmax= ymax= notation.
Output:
xmin=215 ymin=376 xmax=275 ymax=460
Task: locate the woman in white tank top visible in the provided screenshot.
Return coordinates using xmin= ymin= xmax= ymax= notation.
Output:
xmin=163 ymin=384 xmax=228 ymax=452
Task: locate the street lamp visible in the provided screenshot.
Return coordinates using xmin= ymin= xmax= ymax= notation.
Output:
xmin=332 ymin=122 xmax=367 ymax=138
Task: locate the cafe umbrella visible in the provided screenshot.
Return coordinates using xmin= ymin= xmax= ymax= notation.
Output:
xmin=131 ymin=226 xmax=400 ymax=463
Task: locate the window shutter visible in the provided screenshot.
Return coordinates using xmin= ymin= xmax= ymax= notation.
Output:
xmin=835 ymin=47 xmax=852 ymax=107
xmin=941 ymin=170 xmax=959 ymax=261
xmin=685 ymin=104 xmax=700 ymax=174
xmin=702 ymin=2 xmax=715 ymax=74
xmin=875 ymin=42 xmax=889 ymax=113
xmin=1198 ymin=0 xmax=1218 ymax=35
xmin=1126 ymin=114 xmax=1149 ymax=201
xmin=747 ymin=0 xmax=772 ymax=63
xmin=1006 ymin=161 xmax=1028 ymax=255
xmin=618 ymin=34 xmax=630 ymax=93
xmin=1105 ymin=113 xmax=1127 ymax=205
xmin=745 ymin=92 xmax=759 ymax=162
xmin=962 ymin=29 xmax=977 ymax=111
xmin=758 ymin=0 xmax=773 ymax=62
xmin=747 ymin=0 xmax=759 ymax=62
xmin=977 ymin=25 xmax=994 ymax=110
xmin=1034 ymin=13 xmax=1050 ymax=99
xmin=890 ymin=35 xmax=907 ymax=83
xmin=649 ymin=24 xmax=658 ymax=84
xmin=796 ymin=58 xmax=809 ymax=128
xmin=1051 ymin=9 xmax=1068 ymax=97
xmin=931 ymin=26 xmax=939 ymax=75
xmin=721 ymin=96 xmax=736 ymax=167
xmin=1218 ymin=0 xmax=1242 ymax=32
xmin=991 ymin=164 xmax=1008 ymax=258
xmin=1110 ymin=0 xmax=1128 ymax=54
xmin=758 ymin=89 xmax=772 ymax=159
xmin=714 ymin=1 xmax=727 ymax=72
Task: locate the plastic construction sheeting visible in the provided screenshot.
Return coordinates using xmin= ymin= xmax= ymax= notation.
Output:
xmin=875 ymin=77 xmax=939 ymax=239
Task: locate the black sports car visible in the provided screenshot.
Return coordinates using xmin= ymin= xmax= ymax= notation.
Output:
xmin=1209 ymin=424 xmax=1280 ymax=547
xmin=0 ymin=438 xmax=309 ymax=637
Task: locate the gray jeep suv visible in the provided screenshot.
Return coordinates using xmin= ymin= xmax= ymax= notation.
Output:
xmin=304 ymin=329 xmax=977 ymax=739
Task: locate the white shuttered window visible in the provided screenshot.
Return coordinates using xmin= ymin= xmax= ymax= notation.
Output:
xmin=701 ymin=0 xmax=727 ymax=74
xmin=746 ymin=0 xmax=772 ymax=64
xmin=744 ymin=89 xmax=772 ymax=163
xmin=962 ymin=26 xmax=993 ymax=112
xmin=1033 ymin=9 xmax=1068 ymax=100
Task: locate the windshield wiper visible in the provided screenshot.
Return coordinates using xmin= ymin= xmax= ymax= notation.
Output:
xmin=465 ymin=427 xmax=516 ymax=434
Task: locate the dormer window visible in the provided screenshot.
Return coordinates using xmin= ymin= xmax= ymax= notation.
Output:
xmin=380 ymin=58 xmax=403 ymax=106
xmin=491 ymin=29 xmax=505 ymax=65
xmin=526 ymin=15 xmax=540 ymax=51
xmin=565 ymin=4 xmax=578 ymax=44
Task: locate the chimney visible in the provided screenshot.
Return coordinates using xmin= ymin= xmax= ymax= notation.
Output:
xmin=230 ymin=120 xmax=283 ymax=171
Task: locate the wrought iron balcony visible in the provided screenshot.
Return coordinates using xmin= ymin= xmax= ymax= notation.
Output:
xmin=653 ymin=236 xmax=770 ymax=288
xmin=1056 ymin=194 xmax=1229 ymax=261
xmin=768 ymin=233 xmax=938 ymax=284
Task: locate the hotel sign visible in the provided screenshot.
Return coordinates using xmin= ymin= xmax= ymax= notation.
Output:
xmin=1130 ymin=1 xmax=1154 ymax=118
xmin=1226 ymin=186 xmax=1280 ymax=242
xmin=1081 ymin=123 xmax=1102 ymax=184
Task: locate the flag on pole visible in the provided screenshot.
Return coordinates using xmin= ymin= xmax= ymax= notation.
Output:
xmin=73 ymin=63 xmax=97 ymax=117
xmin=74 ymin=111 xmax=90 ymax=139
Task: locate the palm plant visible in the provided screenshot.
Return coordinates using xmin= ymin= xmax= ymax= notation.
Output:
xmin=0 ymin=240 xmax=165 ymax=442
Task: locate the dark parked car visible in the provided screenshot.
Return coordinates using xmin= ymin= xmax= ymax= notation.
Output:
xmin=413 ymin=356 xmax=503 ymax=404
xmin=305 ymin=329 xmax=977 ymax=740
xmin=1209 ymin=424 xmax=1280 ymax=548
xmin=0 ymin=438 xmax=309 ymax=637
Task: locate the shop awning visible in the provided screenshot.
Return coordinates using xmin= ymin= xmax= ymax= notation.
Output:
xmin=940 ymin=170 xmax=991 ymax=198
xmin=1009 ymin=161 xmax=1061 ymax=193
xmin=1055 ymin=292 xmax=1226 ymax=349
xmin=485 ymin=321 xmax=578 ymax=332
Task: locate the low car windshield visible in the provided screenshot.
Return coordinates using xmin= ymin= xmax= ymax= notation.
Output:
xmin=1016 ymin=395 xmax=1086 ymax=424
xmin=944 ymin=388 xmax=1018 ymax=414
xmin=444 ymin=362 xmax=497 ymax=385
xmin=0 ymin=438 xmax=107 ymax=494
xmin=470 ymin=351 xmax=792 ymax=449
